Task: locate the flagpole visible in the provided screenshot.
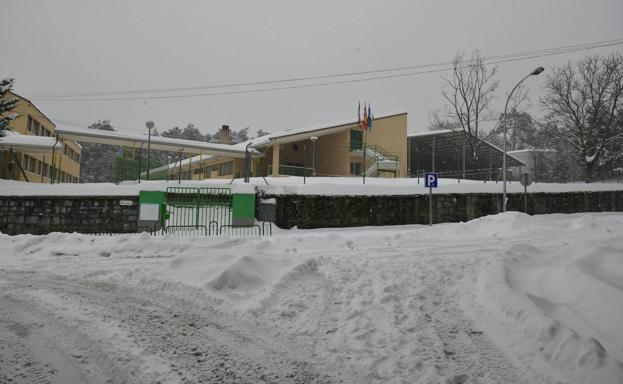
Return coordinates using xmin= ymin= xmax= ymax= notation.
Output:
xmin=362 ymin=128 xmax=366 ymax=185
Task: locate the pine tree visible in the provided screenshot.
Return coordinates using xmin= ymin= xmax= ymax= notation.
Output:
xmin=0 ymin=78 xmax=18 ymax=137
xmin=88 ymin=120 xmax=115 ymax=131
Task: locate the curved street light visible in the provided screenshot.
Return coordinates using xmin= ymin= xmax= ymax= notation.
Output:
xmin=502 ymin=66 xmax=544 ymax=212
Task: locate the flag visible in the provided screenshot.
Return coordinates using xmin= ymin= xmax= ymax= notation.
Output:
xmin=362 ymin=103 xmax=368 ymax=131
xmin=367 ymin=105 xmax=373 ymax=131
xmin=357 ymin=102 xmax=361 ymax=128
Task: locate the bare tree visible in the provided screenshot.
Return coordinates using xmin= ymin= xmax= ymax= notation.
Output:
xmin=442 ymin=51 xmax=498 ymax=171
xmin=541 ymin=54 xmax=623 ymax=181
xmin=427 ymin=110 xmax=459 ymax=131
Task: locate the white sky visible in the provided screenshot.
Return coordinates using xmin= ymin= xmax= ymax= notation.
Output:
xmin=2 ymin=0 xmax=623 ymax=137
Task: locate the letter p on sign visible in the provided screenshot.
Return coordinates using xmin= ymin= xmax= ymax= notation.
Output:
xmin=425 ymin=172 xmax=438 ymax=188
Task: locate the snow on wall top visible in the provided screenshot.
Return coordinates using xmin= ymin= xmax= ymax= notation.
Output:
xmin=1 ymin=177 xmax=621 ymax=197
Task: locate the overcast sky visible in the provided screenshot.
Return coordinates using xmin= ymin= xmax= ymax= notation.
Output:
xmin=2 ymin=0 xmax=622 ymax=137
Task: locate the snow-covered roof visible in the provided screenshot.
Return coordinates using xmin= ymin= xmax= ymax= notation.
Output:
xmin=407 ymin=129 xmax=454 ymax=138
xmin=508 ymin=148 xmax=557 ymax=154
xmin=270 ymin=111 xmax=406 ymax=141
xmin=154 ymin=111 xmax=407 ymax=170
xmin=230 ymin=111 xmax=408 ymax=150
xmin=54 ymin=125 xmax=258 ymax=158
xmin=0 ymin=131 xmax=64 ymax=154
xmin=407 ymin=128 xmax=525 ymax=167
xmin=148 ymin=153 xmax=216 ymax=174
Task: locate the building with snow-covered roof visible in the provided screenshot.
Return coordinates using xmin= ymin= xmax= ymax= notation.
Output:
xmin=166 ymin=112 xmax=408 ymax=180
xmin=0 ymin=91 xmax=81 ymax=183
xmin=407 ymin=129 xmax=525 ymax=180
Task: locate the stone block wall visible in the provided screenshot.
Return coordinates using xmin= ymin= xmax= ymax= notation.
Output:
xmin=0 ymin=196 xmax=139 ymax=235
xmin=260 ymin=191 xmax=623 ymax=229
xmin=1 ymin=190 xmax=621 ymax=235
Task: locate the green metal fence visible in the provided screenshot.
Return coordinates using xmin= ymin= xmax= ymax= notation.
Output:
xmin=115 ymin=154 xmax=167 ymax=182
xmin=160 ymin=186 xmax=271 ymax=237
xmin=162 ymin=187 xmax=231 ymax=236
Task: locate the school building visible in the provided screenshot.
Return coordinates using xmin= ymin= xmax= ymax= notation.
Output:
xmin=161 ymin=112 xmax=408 ymax=180
xmin=0 ymin=91 xmax=82 ymax=183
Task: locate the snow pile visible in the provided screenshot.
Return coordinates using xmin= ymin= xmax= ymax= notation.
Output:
xmin=477 ymin=216 xmax=623 ymax=384
xmin=1 ymin=213 xmax=622 ymax=383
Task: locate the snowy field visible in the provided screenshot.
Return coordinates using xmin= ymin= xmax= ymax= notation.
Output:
xmin=1 ymin=212 xmax=622 ymax=383
xmin=1 ymin=177 xmax=623 ymax=196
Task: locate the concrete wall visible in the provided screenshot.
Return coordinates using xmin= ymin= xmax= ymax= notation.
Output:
xmin=259 ymin=190 xmax=623 ymax=229
xmin=0 ymin=196 xmax=139 ymax=235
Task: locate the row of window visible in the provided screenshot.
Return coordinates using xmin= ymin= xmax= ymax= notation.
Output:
xmin=27 ymin=116 xmax=52 ymax=137
xmin=26 ymin=115 xmax=80 ymax=164
xmin=64 ymin=145 xmax=80 ymax=163
xmin=22 ymin=154 xmax=79 ymax=183
xmin=179 ymin=161 xmax=234 ymax=178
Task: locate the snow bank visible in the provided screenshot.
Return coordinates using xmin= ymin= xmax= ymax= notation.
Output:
xmin=1 ymin=213 xmax=622 ymax=383
xmin=477 ymin=217 xmax=623 ymax=384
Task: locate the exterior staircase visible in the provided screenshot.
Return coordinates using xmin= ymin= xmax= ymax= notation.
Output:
xmin=363 ymin=145 xmax=400 ymax=177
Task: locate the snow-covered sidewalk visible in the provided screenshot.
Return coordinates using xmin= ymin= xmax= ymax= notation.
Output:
xmin=1 ymin=212 xmax=622 ymax=383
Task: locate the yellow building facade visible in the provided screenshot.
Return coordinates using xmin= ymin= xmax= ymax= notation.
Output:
xmin=1 ymin=91 xmax=81 ymax=183
xmin=167 ymin=112 xmax=407 ymax=180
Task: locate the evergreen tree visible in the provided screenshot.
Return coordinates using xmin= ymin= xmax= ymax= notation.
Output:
xmin=180 ymin=123 xmax=204 ymax=141
xmin=88 ymin=120 xmax=115 ymax=131
xmin=256 ymin=129 xmax=270 ymax=137
xmin=0 ymin=78 xmax=18 ymax=137
xmin=233 ymin=127 xmax=250 ymax=144
xmin=161 ymin=126 xmax=183 ymax=138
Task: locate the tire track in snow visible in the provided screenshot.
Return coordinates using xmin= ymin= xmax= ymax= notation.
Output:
xmin=249 ymin=240 xmax=540 ymax=383
xmin=0 ymin=292 xmax=123 ymax=384
xmin=0 ymin=272 xmax=343 ymax=384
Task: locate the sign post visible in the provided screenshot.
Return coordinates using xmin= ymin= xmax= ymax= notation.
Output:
xmin=424 ymin=172 xmax=438 ymax=226
xmin=520 ymin=173 xmax=532 ymax=214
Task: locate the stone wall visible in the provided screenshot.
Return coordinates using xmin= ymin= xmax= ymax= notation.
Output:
xmin=79 ymin=143 xmax=118 ymax=183
xmin=0 ymin=196 xmax=139 ymax=235
xmin=2 ymin=190 xmax=621 ymax=235
xmin=259 ymin=191 xmax=623 ymax=229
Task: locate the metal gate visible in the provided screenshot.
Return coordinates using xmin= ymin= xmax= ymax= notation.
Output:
xmin=162 ymin=187 xmax=271 ymax=236
xmin=163 ymin=187 xmax=231 ymax=236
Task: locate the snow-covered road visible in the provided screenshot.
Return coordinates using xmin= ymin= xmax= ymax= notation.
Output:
xmin=1 ymin=212 xmax=622 ymax=383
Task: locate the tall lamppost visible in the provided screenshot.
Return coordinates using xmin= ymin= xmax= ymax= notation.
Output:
xmin=310 ymin=136 xmax=318 ymax=176
xmin=145 ymin=121 xmax=154 ymax=180
xmin=502 ymin=66 xmax=544 ymax=212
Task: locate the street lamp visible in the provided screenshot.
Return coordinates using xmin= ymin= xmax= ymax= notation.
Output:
xmin=167 ymin=155 xmax=172 ymax=181
xmin=502 ymin=66 xmax=544 ymax=212
xmin=145 ymin=121 xmax=154 ymax=180
xmin=310 ymin=136 xmax=318 ymax=176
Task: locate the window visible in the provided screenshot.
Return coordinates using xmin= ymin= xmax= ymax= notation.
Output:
xmin=219 ymin=161 xmax=233 ymax=176
xmin=350 ymin=129 xmax=363 ymax=151
xmin=27 ymin=116 xmax=45 ymax=136
xmin=350 ymin=162 xmax=362 ymax=176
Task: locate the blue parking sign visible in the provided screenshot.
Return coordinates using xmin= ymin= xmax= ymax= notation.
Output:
xmin=425 ymin=172 xmax=438 ymax=188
